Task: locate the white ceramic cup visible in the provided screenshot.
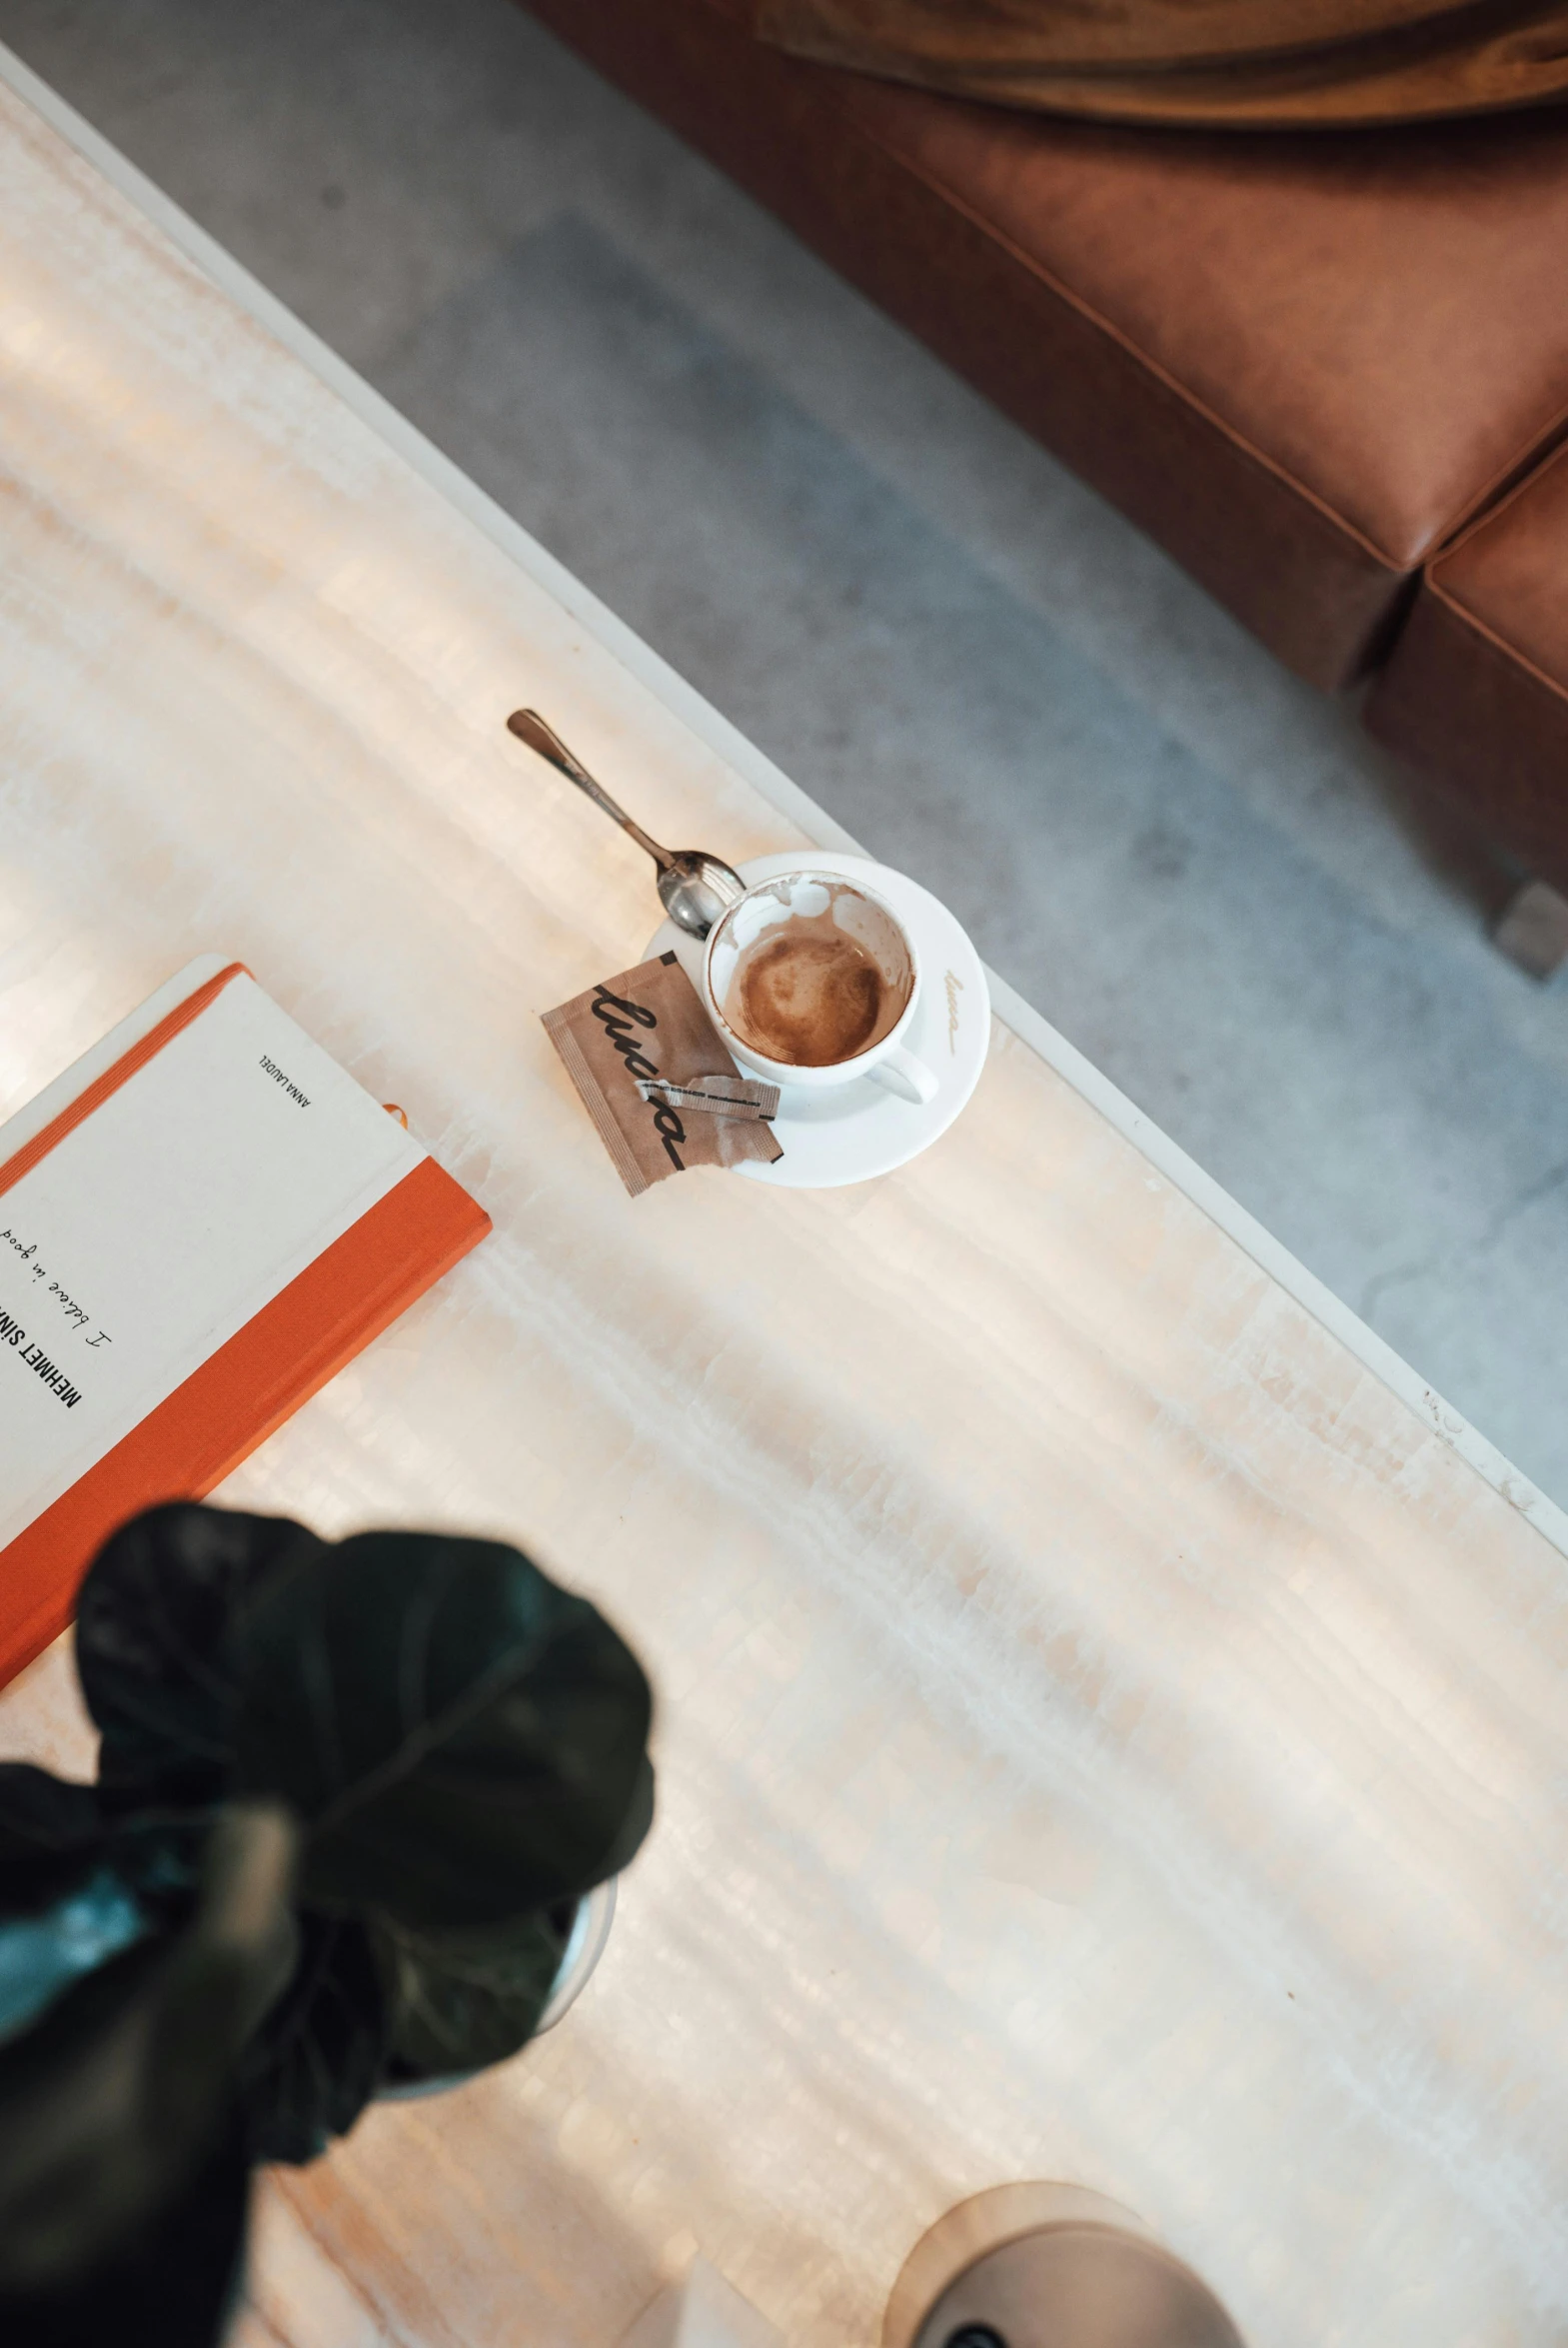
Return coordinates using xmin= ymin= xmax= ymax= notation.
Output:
xmin=703 ymin=866 xmax=939 ymax=1106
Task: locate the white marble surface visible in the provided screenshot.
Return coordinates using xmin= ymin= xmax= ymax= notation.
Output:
xmin=0 ymin=49 xmax=1563 ymax=2348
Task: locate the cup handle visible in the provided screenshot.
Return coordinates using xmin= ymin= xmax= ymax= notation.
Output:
xmin=866 ymin=1043 xmax=939 ymax=1107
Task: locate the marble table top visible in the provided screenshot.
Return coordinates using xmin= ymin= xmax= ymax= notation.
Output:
xmin=0 ymin=39 xmax=1563 ymax=2348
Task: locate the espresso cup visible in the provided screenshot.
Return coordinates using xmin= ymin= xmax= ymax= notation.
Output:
xmin=703 ymin=867 xmax=939 ymax=1105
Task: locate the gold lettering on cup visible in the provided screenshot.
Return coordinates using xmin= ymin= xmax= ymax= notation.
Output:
xmin=944 ymin=969 xmax=964 ymax=1056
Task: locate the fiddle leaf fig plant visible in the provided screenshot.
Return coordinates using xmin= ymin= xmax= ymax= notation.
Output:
xmin=0 ymin=1502 xmax=655 ymax=2346
xmin=232 ymin=1526 xmax=655 ymax=1926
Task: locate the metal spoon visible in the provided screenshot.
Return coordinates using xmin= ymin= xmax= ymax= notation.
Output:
xmin=507 ymin=709 xmax=746 ymax=940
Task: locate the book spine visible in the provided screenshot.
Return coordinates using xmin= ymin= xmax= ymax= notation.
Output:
xmin=0 ymin=962 xmax=247 ymax=1197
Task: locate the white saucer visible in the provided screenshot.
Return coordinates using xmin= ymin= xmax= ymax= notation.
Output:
xmin=645 ymin=852 xmax=989 ymax=1188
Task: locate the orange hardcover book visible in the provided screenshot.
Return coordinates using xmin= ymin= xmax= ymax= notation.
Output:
xmin=0 ymin=956 xmax=491 ymax=1687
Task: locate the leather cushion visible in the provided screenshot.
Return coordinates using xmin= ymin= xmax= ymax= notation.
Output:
xmin=520 ymin=0 xmax=1568 ymax=685
xmin=863 ymin=96 xmax=1568 ymax=572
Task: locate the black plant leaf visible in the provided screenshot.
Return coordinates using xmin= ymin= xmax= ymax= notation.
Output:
xmin=0 ymin=1766 xmax=104 ymax=1912
xmin=0 ymin=1788 xmax=213 ymax=1929
xmin=102 ymin=1811 xmax=210 ymax=1924
xmin=376 ymin=1901 xmax=572 ymax=2082
xmin=593 ymin=1752 xmax=656 ymax=1886
xmin=0 ymin=2103 xmax=252 ymax=2348
xmin=0 ymin=1804 xmax=296 ymax=2300
xmin=77 ymin=1503 xmax=322 ymax=1811
xmin=0 ymin=1772 xmax=181 ymax=2060
xmin=0 ymin=1770 xmax=232 ymax=2054
xmin=232 ymin=1531 xmax=655 ymax=1929
xmin=236 ymin=1909 xmax=390 ymax=2165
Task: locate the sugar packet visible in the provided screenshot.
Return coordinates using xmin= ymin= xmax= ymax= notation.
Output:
xmin=543 ymin=953 xmax=783 ymax=1195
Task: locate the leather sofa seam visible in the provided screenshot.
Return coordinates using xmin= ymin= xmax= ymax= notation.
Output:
xmin=1419 ymin=576 xmax=1568 ymax=708
xmin=1427 ymin=433 xmax=1568 ymax=574
xmin=1436 ymin=397 xmax=1568 ymax=555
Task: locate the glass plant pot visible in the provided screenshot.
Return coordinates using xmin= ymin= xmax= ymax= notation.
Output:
xmin=377 ymin=1877 xmax=618 ymax=2104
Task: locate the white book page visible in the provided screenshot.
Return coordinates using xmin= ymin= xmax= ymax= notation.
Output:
xmin=0 ymin=973 xmax=425 ymax=1549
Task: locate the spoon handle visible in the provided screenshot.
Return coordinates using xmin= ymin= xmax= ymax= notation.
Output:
xmin=507 ymin=710 xmax=671 ymax=871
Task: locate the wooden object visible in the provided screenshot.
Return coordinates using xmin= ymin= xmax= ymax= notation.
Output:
xmin=0 ymin=41 xmax=1563 ymax=2348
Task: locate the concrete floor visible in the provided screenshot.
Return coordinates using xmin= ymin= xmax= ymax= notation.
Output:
xmin=4 ymin=0 xmax=1567 ymax=1505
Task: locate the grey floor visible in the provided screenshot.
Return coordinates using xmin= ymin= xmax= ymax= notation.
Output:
xmin=5 ymin=0 xmax=1567 ymax=1504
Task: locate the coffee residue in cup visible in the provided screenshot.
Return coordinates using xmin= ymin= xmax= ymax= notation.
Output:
xmin=723 ymin=898 xmax=911 ymax=1068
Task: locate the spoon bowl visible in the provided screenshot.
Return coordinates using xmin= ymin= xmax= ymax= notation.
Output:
xmin=659 ymin=850 xmax=748 ymax=939
xmin=507 ymin=709 xmax=746 ymax=939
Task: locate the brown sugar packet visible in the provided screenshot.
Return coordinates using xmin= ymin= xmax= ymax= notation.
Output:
xmin=543 ymin=952 xmax=784 ymax=1195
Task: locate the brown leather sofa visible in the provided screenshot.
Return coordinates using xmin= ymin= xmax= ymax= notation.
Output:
xmin=518 ymin=0 xmax=1568 ymax=907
